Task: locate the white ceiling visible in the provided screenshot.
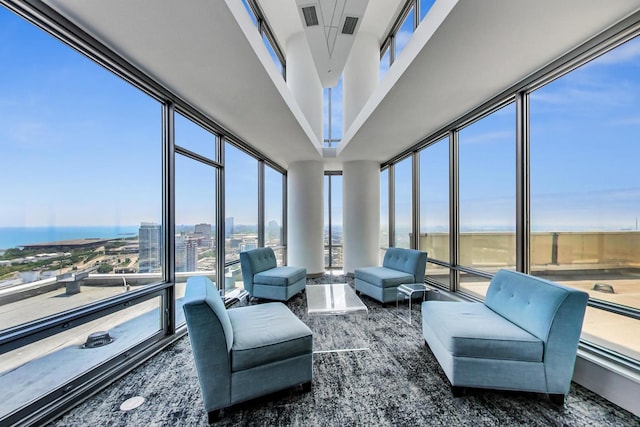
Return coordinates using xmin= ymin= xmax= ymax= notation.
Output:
xmin=43 ymin=0 xmax=640 ymax=168
xmin=260 ymin=0 xmax=403 ymax=88
xmin=297 ymin=0 xmax=369 ymax=88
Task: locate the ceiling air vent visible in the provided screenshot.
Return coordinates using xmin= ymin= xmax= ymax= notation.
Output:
xmin=342 ymin=16 xmax=359 ymax=35
xmin=302 ymin=6 xmax=319 ymax=27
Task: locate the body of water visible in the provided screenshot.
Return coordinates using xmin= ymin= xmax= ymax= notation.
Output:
xmin=0 ymin=226 xmax=140 ymax=250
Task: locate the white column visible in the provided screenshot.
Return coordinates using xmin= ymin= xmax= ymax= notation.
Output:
xmin=343 ymin=32 xmax=379 ymax=133
xmin=288 ymin=160 xmax=325 ymax=276
xmin=286 ymin=32 xmax=323 ymax=142
xmin=343 ymin=160 xmax=380 ymax=274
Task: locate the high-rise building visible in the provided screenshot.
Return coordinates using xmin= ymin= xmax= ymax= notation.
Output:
xmin=176 ymin=234 xmax=198 ymax=272
xmin=186 ymin=238 xmax=198 ymax=271
xmin=225 ymin=217 xmax=234 ymax=237
xmin=194 ymin=223 xmax=212 ymax=248
xmin=138 ymin=222 xmax=161 ymax=273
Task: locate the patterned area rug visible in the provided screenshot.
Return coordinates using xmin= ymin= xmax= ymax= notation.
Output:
xmin=51 ymin=277 xmax=639 ymax=426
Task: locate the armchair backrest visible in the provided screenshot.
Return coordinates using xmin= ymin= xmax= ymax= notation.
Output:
xmin=183 ymin=276 xmax=234 ymax=410
xmin=382 ymin=247 xmax=427 ymax=282
xmin=485 ymin=269 xmax=588 ymax=393
xmin=240 ymin=247 xmax=277 ymax=293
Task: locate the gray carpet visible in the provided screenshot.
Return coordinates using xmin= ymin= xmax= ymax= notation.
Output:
xmin=51 ymin=276 xmax=640 ymax=426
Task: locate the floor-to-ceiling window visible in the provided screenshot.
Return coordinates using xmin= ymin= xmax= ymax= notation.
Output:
xmin=264 ymin=165 xmax=285 ymax=264
xmin=324 ymin=173 xmax=343 ymax=269
xmin=381 ymin=28 xmax=640 ymax=366
xmin=0 ymin=4 xmax=288 ymax=423
xmin=380 ymin=168 xmax=390 ymax=262
xmin=394 ymin=156 xmax=413 ymax=248
xmin=458 ymin=102 xmax=516 ymax=297
xmin=174 ymin=112 xmax=219 ymax=326
xmin=0 ymin=6 xmax=164 ymax=420
xmin=224 ymin=142 xmax=258 ymax=290
xmin=419 ymin=136 xmax=450 ymax=287
xmin=530 ymin=35 xmax=640 ymax=361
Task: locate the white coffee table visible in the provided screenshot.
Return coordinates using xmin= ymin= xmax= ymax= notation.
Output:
xmin=306 ymin=283 xmax=369 ymax=353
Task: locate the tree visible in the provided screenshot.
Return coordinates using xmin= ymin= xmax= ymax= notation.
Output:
xmin=97 ymin=264 xmax=113 ymax=274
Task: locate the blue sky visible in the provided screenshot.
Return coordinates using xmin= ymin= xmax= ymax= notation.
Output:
xmin=0 ymin=7 xmax=161 ymax=228
xmin=2 ymin=5 xmax=640 ymax=233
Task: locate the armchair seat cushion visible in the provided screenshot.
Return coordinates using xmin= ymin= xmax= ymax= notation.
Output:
xmin=228 ymin=302 xmax=312 ymax=371
xmin=254 ymin=266 xmax=307 ymax=287
xmin=425 ymin=301 xmax=543 ymax=362
xmin=354 ymin=266 xmax=414 ymax=288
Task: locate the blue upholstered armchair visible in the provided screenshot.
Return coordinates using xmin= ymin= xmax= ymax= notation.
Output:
xmin=354 ymin=247 xmax=427 ymax=304
xmin=183 ymin=276 xmax=313 ymax=422
xmin=239 ymin=247 xmax=306 ymax=301
xmin=422 ymin=269 xmax=588 ymax=404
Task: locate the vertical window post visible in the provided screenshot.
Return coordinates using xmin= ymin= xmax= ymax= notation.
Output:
xmin=162 ymin=101 xmax=176 ymax=333
xmin=516 ymin=91 xmax=530 ymax=273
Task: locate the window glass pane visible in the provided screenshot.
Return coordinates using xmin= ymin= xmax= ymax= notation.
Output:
xmin=419 ymin=137 xmax=449 ymax=262
xmin=264 ymin=166 xmax=283 ymax=261
xmin=322 ymin=79 xmax=344 ymax=146
xmin=225 ymin=143 xmax=258 ymax=264
xmin=272 ymin=248 xmax=285 ymax=266
xmin=0 ymin=8 xmax=162 ymax=331
xmin=426 ymin=261 xmax=450 ymax=287
xmin=224 ymin=264 xmax=244 ymax=291
xmin=324 ymin=175 xmax=343 ymax=269
xmin=262 ymin=32 xmax=283 ymax=77
xmin=380 ymin=169 xmax=389 ymax=262
xmin=394 ymin=157 xmax=413 ymax=249
xmin=323 ymin=88 xmax=331 ymax=144
xmin=331 ymin=175 xmax=343 ymax=268
xmin=380 ymin=47 xmax=391 ymax=82
xmin=530 ymin=37 xmax=640 ymax=361
xmin=419 ymin=0 xmax=436 ymax=22
xmin=175 ymin=112 xmax=217 ymax=160
xmin=395 ymin=7 xmax=415 ymax=60
xmin=582 ymin=307 xmax=640 ymax=361
xmin=459 ymin=102 xmax=516 ymax=289
xmin=331 ymin=77 xmax=343 ymax=142
xmin=459 ymin=272 xmax=491 ymax=299
xmin=324 ymin=175 xmax=330 ymax=251
xmin=0 ymin=295 xmax=162 ymax=417
xmin=175 ymin=154 xmax=217 ymax=325
xmin=241 ymin=0 xmax=258 ymax=26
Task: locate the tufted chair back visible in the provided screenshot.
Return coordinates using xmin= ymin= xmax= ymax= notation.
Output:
xmin=239 ymin=247 xmax=278 ymax=294
xmin=382 ymin=247 xmax=427 ymax=282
